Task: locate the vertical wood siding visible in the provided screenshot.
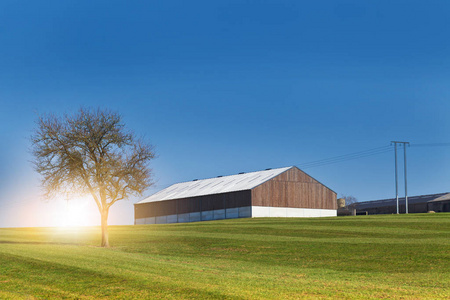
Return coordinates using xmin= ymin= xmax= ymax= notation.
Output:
xmin=251 ymin=167 xmax=337 ymax=209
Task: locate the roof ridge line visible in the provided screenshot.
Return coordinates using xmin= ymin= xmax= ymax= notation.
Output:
xmin=168 ymin=165 xmax=294 ymax=185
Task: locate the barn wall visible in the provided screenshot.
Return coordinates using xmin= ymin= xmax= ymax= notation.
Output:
xmin=428 ymin=200 xmax=450 ymax=213
xmin=355 ymin=202 xmax=430 ymax=215
xmin=135 ymin=190 xmax=252 ymax=221
xmin=251 ymin=167 xmax=337 ymax=210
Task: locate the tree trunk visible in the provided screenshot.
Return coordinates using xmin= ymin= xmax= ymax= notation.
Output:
xmin=101 ymin=209 xmax=110 ymax=247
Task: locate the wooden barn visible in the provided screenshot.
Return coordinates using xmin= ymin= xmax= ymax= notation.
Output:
xmin=135 ymin=166 xmax=337 ymax=224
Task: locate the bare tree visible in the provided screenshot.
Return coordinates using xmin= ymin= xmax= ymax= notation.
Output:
xmin=31 ymin=108 xmax=155 ymax=247
xmin=340 ymin=194 xmax=358 ymax=206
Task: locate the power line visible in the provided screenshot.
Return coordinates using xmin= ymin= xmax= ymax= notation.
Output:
xmin=300 ymin=145 xmax=390 ymax=165
xmin=298 ymin=142 xmax=450 ymax=169
xmin=298 ymin=146 xmax=393 ymax=169
xmin=410 ymin=142 xmax=450 ymax=147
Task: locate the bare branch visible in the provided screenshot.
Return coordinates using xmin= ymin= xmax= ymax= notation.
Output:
xmin=31 ymin=107 xmax=155 ymax=247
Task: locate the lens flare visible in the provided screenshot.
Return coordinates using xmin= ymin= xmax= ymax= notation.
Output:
xmin=51 ymin=197 xmax=98 ymax=227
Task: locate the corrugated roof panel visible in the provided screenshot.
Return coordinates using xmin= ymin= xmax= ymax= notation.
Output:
xmin=427 ymin=193 xmax=450 ymax=203
xmin=137 ymin=166 xmax=293 ymax=204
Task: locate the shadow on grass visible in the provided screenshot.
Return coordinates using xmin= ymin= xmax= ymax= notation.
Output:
xmin=0 ymin=240 xmax=80 ymax=246
xmin=0 ymin=251 xmax=236 ymax=299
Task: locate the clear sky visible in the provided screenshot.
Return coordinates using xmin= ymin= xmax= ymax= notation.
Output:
xmin=1 ymin=0 xmax=449 ymax=227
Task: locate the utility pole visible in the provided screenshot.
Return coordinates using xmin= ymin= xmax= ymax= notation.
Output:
xmin=403 ymin=142 xmax=409 ymax=213
xmin=391 ymin=141 xmax=410 ymax=214
xmin=393 ymin=142 xmax=399 ymax=214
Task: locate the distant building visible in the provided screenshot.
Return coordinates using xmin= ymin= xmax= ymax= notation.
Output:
xmin=135 ymin=166 xmax=337 ymax=224
xmin=351 ymin=192 xmax=450 ymax=215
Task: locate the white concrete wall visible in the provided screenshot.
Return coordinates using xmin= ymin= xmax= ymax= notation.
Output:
xmin=251 ymin=206 xmax=336 ymax=218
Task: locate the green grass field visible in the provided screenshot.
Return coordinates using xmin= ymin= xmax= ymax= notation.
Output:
xmin=0 ymin=214 xmax=449 ymax=299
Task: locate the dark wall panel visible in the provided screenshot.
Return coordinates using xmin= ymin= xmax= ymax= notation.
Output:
xmin=177 ymin=197 xmax=200 ymax=214
xmin=135 ymin=200 xmax=177 ymax=218
xmin=225 ymin=190 xmax=251 ymax=208
xmin=135 ymin=190 xmax=252 ymax=219
xmin=428 ymin=200 xmax=450 ymax=212
xmin=135 ymin=202 xmax=153 ymax=219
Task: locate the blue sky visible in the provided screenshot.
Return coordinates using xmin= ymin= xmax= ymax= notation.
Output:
xmin=0 ymin=0 xmax=449 ymax=227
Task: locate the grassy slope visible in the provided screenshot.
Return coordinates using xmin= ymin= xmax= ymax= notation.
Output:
xmin=0 ymin=214 xmax=449 ymax=299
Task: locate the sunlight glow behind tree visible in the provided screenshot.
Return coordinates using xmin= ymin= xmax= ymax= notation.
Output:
xmin=31 ymin=108 xmax=155 ymax=247
xmin=52 ymin=197 xmax=93 ymax=227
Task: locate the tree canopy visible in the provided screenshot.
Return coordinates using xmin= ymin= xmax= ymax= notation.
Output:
xmin=31 ymin=108 xmax=155 ymax=246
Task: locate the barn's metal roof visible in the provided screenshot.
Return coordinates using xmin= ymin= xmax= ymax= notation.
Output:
xmin=427 ymin=193 xmax=450 ymax=203
xmin=137 ymin=166 xmax=293 ymax=204
xmin=352 ymin=192 xmax=450 ymax=209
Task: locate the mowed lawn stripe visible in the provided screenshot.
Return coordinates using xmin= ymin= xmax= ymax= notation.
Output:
xmin=0 ymin=214 xmax=449 ymax=299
